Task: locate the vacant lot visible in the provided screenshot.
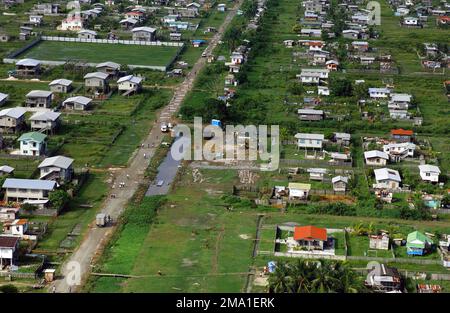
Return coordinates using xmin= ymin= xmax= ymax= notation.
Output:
xmin=18 ymin=41 xmax=180 ymax=67
xmin=88 ymin=169 xmax=258 ymax=293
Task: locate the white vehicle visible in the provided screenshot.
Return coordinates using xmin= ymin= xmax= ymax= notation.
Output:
xmin=168 ymin=122 xmax=173 ymax=129
xmin=160 ymin=123 xmax=168 ymax=132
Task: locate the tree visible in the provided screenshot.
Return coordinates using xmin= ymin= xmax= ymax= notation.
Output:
xmin=330 ymin=78 xmax=353 ymax=97
xmin=353 ymin=82 xmax=368 ymax=100
xmin=292 ymin=24 xmax=302 ymax=33
xmin=223 ymin=26 xmax=241 ymax=52
xmin=269 ymin=259 xmax=367 ymax=293
xmin=49 ymin=190 xmax=70 ymax=210
xmin=287 ymin=82 xmax=304 ymax=95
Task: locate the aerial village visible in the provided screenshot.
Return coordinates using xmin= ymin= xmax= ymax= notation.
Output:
xmin=0 ymin=0 xmax=448 ymax=295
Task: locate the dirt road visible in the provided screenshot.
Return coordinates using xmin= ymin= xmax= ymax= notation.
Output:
xmin=51 ymin=0 xmax=244 ymax=293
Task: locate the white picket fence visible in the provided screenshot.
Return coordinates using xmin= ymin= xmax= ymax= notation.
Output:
xmin=41 ymin=36 xmax=184 ymax=47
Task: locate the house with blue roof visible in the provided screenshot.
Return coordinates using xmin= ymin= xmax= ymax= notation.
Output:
xmin=2 ymin=178 xmax=56 ymax=202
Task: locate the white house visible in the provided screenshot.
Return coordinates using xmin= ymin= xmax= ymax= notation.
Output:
xmin=38 ymin=155 xmax=74 ymax=182
xmin=117 ymin=75 xmax=143 ymax=94
xmin=59 ymin=14 xmax=83 ymax=31
xmin=2 ymin=178 xmax=56 ymax=202
xmin=418 ymin=165 xmax=440 ymax=183
xmin=364 ymin=150 xmax=389 ymax=166
xmin=29 ymin=111 xmax=61 ymax=132
xmin=297 ymin=68 xmax=329 ymax=85
xmin=18 ymin=132 xmax=47 ymax=156
xmin=295 ymin=133 xmax=324 ymax=149
xmin=217 ymin=3 xmax=226 ymax=12
xmin=62 ymin=96 xmax=92 ymax=111
xmin=307 ymin=168 xmax=327 ymax=180
xmin=373 ymin=168 xmax=401 ymax=190
xmin=49 ymin=79 xmax=73 ymax=93
xmin=318 ymin=86 xmax=330 ymax=96
xmin=369 ymin=88 xmax=391 ymax=99
xmin=388 ymin=93 xmax=412 ymax=110
xmin=0 ymin=236 xmax=20 ymax=267
xmin=300 ymin=28 xmax=322 ymax=37
xmin=383 ymin=142 xmax=415 ymax=160
xmin=288 ymin=183 xmax=311 ymax=200
xmin=29 ymin=15 xmax=43 ymax=26
xmin=78 ymin=29 xmax=97 ymax=39
xmin=403 ymin=16 xmax=419 ymax=25
xmin=2 ymin=219 xmax=28 ymax=237
xmin=0 ymin=165 xmax=14 ymax=176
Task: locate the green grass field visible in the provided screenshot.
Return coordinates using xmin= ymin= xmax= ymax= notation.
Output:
xmin=18 ymin=41 xmax=180 ymax=67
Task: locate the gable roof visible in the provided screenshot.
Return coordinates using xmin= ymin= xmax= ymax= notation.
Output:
xmin=418 ymin=164 xmax=440 ymax=174
xmin=117 ymin=75 xmax=143 ymax=84
xmin=84 ymin=72 xmax=109 ymax=80
xmin=120 ymin=17 xmax=139 ymax=24
xmin=332 ymin=176 xmax=348 ymax=184
xmin=38 ymin=155 xmax=74 ymax=169
xmin=374 ymin=168 xmax=401 ymax=182
xmin=49 ymin=78 xmax=73 ymax=86
xmin=0 ymin=92 xmax=8 ymax=102
xmin=407 ymin=231 xmax=432 ymax=248
xmin=294 ymin=133 xmax=324 ymax=140
xmin=78 ymin=29 xmax=97 ymax=35
xmin=390 ymin=93 xmax=412 ymax=102
xmin=0 ymin=236 xmax=19 ymax=248
xmin=3 ymin=178 xmax=56 ymax=190
xmin=63 ymin=96 xmax=92 ymax=106
xmin=18 ymin=131 xmax=47 ymax=143
xmin=26 ymin=90 xmax=52 ymax=98
xmin=0 ymin=165 xmax=14 ymax=173
xmin=132 ymin=26 xmax=156 ymax=33
xmin=16 ymin=58 xmax=40 ymax=67
xmin=293 ymin=225 xmax=327 ymax=241
xmin=364 ymin=150 xmax=389 ymax=160
xmin=29 ymin=111 xmax=61 ymax=122
xmin=391 ymin=128 xmax=413 ymax=136
xmin=96 ymin=61 xmax=120 ymax=70
xmin=288 ymin=182 xmax=311 ymax=190
xmin=0 ymin=107 xmax=26 ymax=119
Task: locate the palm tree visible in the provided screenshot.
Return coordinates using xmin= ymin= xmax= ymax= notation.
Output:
xmin=291 ymin=259 xmax=312 ymax=293
xmin=268 ymin=261 xmax=293 ymax=293
xmin=310 ymin=260 xmax=340 ymax=293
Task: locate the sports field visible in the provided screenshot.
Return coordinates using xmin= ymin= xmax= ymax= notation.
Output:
xmin=18 ymin=41 xmax=180 ymax=67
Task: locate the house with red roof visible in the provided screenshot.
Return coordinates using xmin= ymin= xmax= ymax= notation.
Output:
xmin=390 ymin=129 xmax=414 ymax=142
xmin=293 ymin=225 xmax=327 ymax=251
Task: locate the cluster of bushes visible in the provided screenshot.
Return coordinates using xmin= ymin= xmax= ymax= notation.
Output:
xmin=122 ymin=196 xmax=166 ymax=227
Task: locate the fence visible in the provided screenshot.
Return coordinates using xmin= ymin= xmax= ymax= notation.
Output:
xmin=281 ymin=158 xmax=353 ymax=168
xmin=4 ymin=36 xmax=185 ymax=71
xmin=346 ymin=255 xmax=442 ymax=265
xmin=6 ymin=37 xmax=42 ymax=58
xmin=0 ymin=271 xmax=36 ymax=279
xmin=41 ymin=36 xmax=184 ymax=47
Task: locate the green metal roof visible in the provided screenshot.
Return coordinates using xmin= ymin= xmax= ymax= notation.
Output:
xmin=406 ymin=231 xmax=432 ymax=249
xmin=18 ymin=131 xmax=47 ymax=143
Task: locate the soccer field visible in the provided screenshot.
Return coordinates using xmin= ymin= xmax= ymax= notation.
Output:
xmin=18 ymin=41 xmax=180 ymax=67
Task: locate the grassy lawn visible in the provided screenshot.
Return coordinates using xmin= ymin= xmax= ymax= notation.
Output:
xmin=34 ymin=172 xmax=108 ymax=252
xmin=89 ymin=168 xmax=256 ymax=293
xmin=394 ymin=245 xmax=441 ymax=260
xmin=347 ymin=234 xmax=393 ymax=258
xmin=18 ymin=41 xmax=180 ymax=67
